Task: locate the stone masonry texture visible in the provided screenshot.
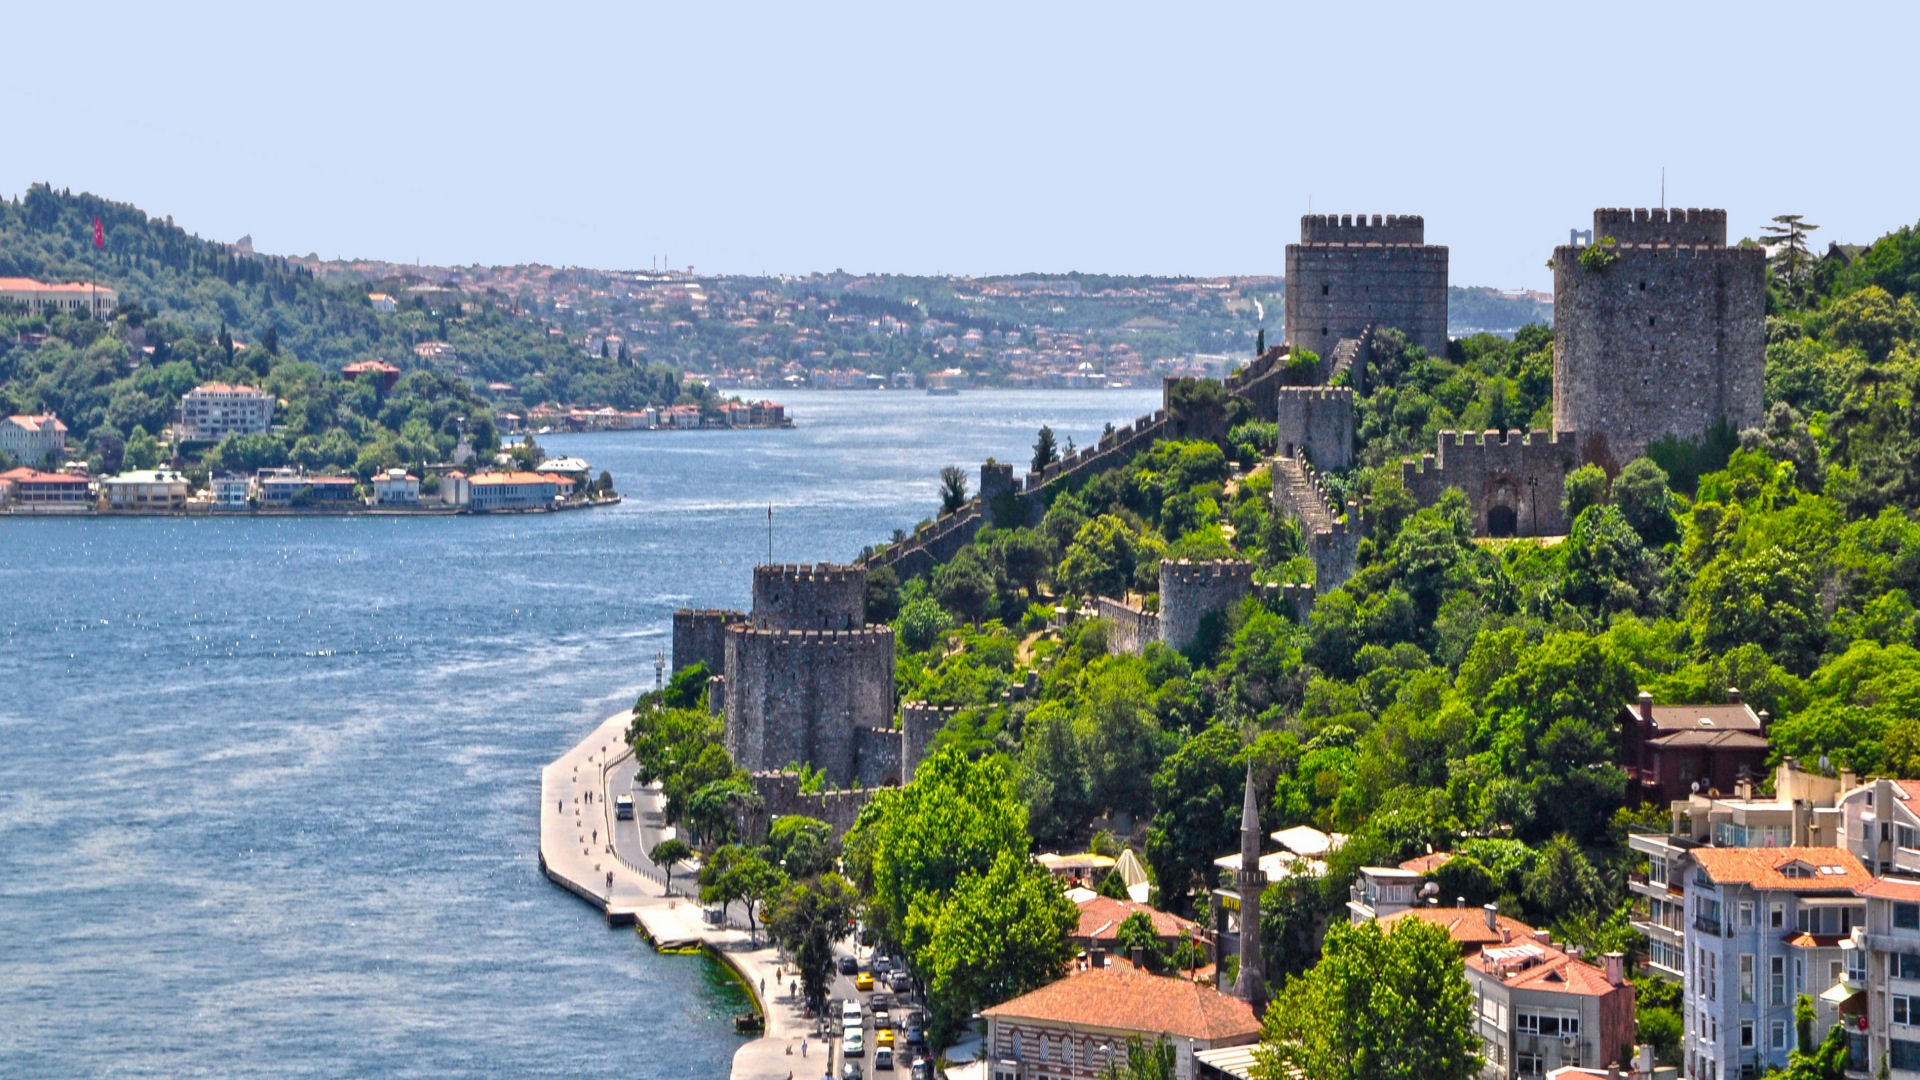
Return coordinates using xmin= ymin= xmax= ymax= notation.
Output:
xmin=1552 ymin=208 xmax=1766 ymax=471
xmin=671 ymin=608 xmax=744 ymax=675
xmin=1285 ymin=214 xmax=1449 ymax=362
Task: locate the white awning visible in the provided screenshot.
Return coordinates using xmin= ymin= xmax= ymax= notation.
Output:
xmin=1819 ymin=981 xmax=1863 ymax=1005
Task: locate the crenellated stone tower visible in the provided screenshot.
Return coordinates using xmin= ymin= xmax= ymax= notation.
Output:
xmin=1284 ymin=213 xmax=1449 ymax=369
xmin=1234 ymin=761 xmax=1268 ymax=1013
xmin=722 ymin=563 xmax=895 ymax=786
xmin=1552 ymin=208 xmax=1766 ymax=471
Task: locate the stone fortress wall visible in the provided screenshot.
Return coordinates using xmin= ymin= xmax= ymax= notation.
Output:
xmin=1400 ymin=429 xmax=1579 ymax=537
xmin=1285 ymin=214 xmax=1449 ymax=363
xmin=1158 ymin=559 xmax=1256 ymax=653
xmin=1271 ymin=456 xmax=1363 ymax=593
xmin=1273 ymin=386 xmax=1354 ymax=470
xmin=1551 ymin=207 xmax=1766 ymax=471
xmin=720 ymin=563 xmax=896 ymax=787
xmin=671 ymin=608 xmax=744 ymax=676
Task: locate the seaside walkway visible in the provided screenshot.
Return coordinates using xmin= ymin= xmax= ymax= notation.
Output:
xmin=540 ymin=710 xmax=831 ymax=1080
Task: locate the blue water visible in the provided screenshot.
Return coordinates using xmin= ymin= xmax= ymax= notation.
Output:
xmin=0 ymin=388 xmax=1160 ymax=1079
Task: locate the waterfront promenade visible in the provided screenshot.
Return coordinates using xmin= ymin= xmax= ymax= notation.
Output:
xmin=540 ymin=710 xmax=830 ymax=1080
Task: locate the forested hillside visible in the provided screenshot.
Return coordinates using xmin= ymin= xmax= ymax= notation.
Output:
xmin=629 ymin=214 xmax=1920 ymax=1059
xmin=0 ymin=185 xmax=711 ymax=475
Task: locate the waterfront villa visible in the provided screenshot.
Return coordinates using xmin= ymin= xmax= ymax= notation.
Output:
xmin=1 ymin=413 xmax=68 ymax=465
xmin=178 ymin=384 xmax=275 ymax=442
xmin=980 ymin=959 xmax=1259 ymax=1080
xmin=211 ymin=473 xmax=252 ymax=510
xmin=0 ymin=467 xmax=92 ymax=508
xmin=101 ymin=469 xmax=190 ymax=510
xmin=371 ymin=469 xmax=421 ymax=506
xmin=468 ymin=471 xmax=557 ymax=511
xmin=0 ymin=277 xmax=118 ymax=319
xmin=258 ymin=471 xmax=357 ymax=507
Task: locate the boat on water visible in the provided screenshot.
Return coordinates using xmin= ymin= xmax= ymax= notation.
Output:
xmin=926 ymin=387 xmax=960 ymax=397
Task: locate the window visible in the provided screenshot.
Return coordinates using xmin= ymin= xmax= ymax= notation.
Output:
xmin=1849 ymin=947 xmax=1867 ymax=985
xmin=1516 ymin=1012 xmax=1580 ymax=1037
xmin=1516 ymin=1052 xmax=1544 ymax=1077
xmin=1771 ymin=1021 xmax=1788 ymax=1050
xmin=1895 ymin=1039 xmax=1920 ymax=1071
xmin=1650 ymin=856 xmax=1668 ymax=886
xmin=1898 ymin=903 xmax=1920 ymax=930
xmin=1771 ymin=903 xmax=1786 ymax=929
xmin=1741 ymin=1020 xmax=1755 ymax=1048
xmin=1897 ymin=952 xmax=1920 ymax=980
xmin=1771 ymin=956 xmax=1787 ymax=1005
xmin=1740 ymin=955 xmax=1755 ymax=1003
xmin=1895 ymin=994 xmax=1920 ymax=1025
xmin=1902 ymin=825 xmax=1919 ymax=850
xmin=1831 ymin=960 xmax=1844 ymax=985
xmin=1739 ymin=902 xmax=1755 ymax=929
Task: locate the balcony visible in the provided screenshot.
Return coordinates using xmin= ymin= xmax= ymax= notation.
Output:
xmin=1695 ymin=915 xmax=1724 ymax=937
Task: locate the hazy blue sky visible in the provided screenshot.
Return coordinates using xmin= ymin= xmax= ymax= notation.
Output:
xmin=5 ymin=2 xmax=1912 ymax=287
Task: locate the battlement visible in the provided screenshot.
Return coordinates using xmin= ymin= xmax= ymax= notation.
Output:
xmin=1161 ymin=558 xmax=1257 ymax=588
xmin=1438 ymin=428 xmax=1574 ymax=449
xmin=900 ymin=701 xmax=962 ymax=720
xmin=1299 ymin=213 xmax=1426 ymax=245
xmin=727 ymin=624 xmax=895 ymax=644
xmin=1592 ymin=207 xmax=1727 ymax=247
xmin=1273 ymin=386 xmax=1354 ymax=403
xmin=672 ymin=607 xmax=745 ymax=674
xmin=751 ymin=561 xmax=867 ymax=631
xmin=753 ymin=562 xmax=863 ymax=586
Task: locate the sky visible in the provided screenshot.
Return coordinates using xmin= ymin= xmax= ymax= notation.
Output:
xmin=5 ymin=1 xmax=1914 ymax=289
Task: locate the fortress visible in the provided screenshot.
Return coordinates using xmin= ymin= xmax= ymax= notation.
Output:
xmin=1271 ymin=206 xmax=1766 ymax=538
xmin=1285 ymin=214 xmax=1449 ymax=367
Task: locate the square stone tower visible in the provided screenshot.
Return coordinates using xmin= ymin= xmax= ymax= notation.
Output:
xmin=1551 ymin=208 xmax=1765 ymax=471
xmin=1284 ymin=214 xmax=1449 ymax=364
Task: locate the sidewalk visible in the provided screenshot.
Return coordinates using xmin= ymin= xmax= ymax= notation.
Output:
xmin=540 ymin=710 xmax=823 ymax=1080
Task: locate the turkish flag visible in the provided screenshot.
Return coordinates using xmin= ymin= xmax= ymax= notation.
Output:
xmin=93 ymin=216 xmax=105 ymax=250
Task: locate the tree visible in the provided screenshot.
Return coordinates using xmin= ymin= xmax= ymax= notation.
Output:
xmin=933 ymin=545 xmax=998 ymax=623
xmin=1253 ymin=918 xmax=1481 ymax=1080
xmin=768 ymin=815 xmax=837 ymax=880
xmin=1144 ymin=723 xmax=1245 ymax=915
xmin=1612 ymin=456 xmax=1678 ymax=546
xmin=699 ymin=844 xmax=787 ymax=945
xmin=1113 ymin=910 xmax=1165 ymax=971
xmin=1561 ymin=463 xmax=1608 ymax=522
xmin=123 ymin=424 xmax=160 ymax=470
xmin=913 ymin=849 xmax=1077 ymax=1045
xmin=1019 ymin=705 xmax=1093 ymax=846
xmin=896 ymin=595 xmax=952 ymax=652
xmin=767 ymin=872 xmax=860 ymax=1016
xmin=939 ymin=464 xmax=968 ymax=514
xmin=1032 ymin=425 xmax=1060 ymax=472
xmin=1762 ymin=214 xmax=1820 ymax=304
xmin=1099 ymin=1036 xmax=1177 ymax=1080
xmin=649 ymin=838 xmax=693 ymax=897
xmin=1520 ymin=833 xmax=1603 ymax=924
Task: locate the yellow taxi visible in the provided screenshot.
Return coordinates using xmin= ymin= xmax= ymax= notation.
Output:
xmin=855 ymin=970 xmax=874 ymax=992
xmin=876 ymin=1028 xmax=895 ymax=1049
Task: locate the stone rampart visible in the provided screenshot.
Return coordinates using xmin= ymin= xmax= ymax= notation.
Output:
xmin=1259 ymin=581 xmax=1317 ymax=624
xmin=1552 ymin=228 xmax=1765 ymax=471
xmin=1592 ymin=207 xmax=1727 ymax=247
xmin=1272 ymin=456 xmax=1364 ymax=592
xmin=1400 ymin=429 xmax=1579 ymax=537
xmin=1224 ymin=345 xmax=1293 ymax=419
xmin=723 ymin=625 xmax=895 ymax=786
xmin=1274 ymin=386 xmax=1354 ymax=470
xmin=1094 ymin=596 xmax=1161 ymax=656
xmin=751 ymin=563 xmax=867 ymax=631
xmin=672 ymin=608 xmax=744 ymax=675
xmin=1159 ymin=558 xmax=1256 ymax=653
xmin=854 ymin=725 xmax=903 ymax=789
xmin=1298 ymin=213 xmax=1427 ymax=246
xmin=900 ymin=701 xmax=957 ymax=782
xmin=745 ymin=770 xmax=873 ymax=840
xmin=1286 ymin=213 xmax=1448 ymax=361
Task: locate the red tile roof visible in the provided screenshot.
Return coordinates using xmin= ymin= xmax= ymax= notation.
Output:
xmin=0 ymin=467 xmax=87 ymax=485
xmin=1467 ymin=942 xmax=1626 ymax=998
xmin=1688 ymin=847 xmax=1872 ymax=892
xmin=1857 ymin=877 xmax=1920 ymax=902
xmin=1378 ymin=906 xmax=1539 ymax=953
xmin=1074 ymin=896 xmax=1202 ymax=943
xmin=470 ymin=471 xmax=558 ymax=486
xmin=981 ymin=964 xmax=1259 ymax=1043
xmin=5 ymin=413 xmax=66 ymax=432
xmin=1625 ymin=701 xmax=1764 ymax=733
xmin=1399 ymin=852 xmax=1455 ymax=874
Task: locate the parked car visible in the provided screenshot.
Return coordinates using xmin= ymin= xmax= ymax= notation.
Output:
xmin=904 ymin=1014 xmax=925 ymax=1047
xmin=873 ymin=954 xmax=892 ymax=974
xmin=839 ymin=955 xmax=859 ymax=976
xmin=911 ymin=1058 xmax=932 ymax=1080
xmin=875 ymin=1047 xmax=895 ymax=1071
xmin=889 ymin=971 xmax=912 ymax=993
xmin=842 ymin=1030 xmax=864 ymax=1058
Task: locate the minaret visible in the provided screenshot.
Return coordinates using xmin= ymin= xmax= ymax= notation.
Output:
xmin=1233 ymin=760 xmax=1268 ymax=1012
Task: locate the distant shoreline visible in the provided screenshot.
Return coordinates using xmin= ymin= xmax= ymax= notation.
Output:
xmin=1 ymin=497 xmax=621 ymax=519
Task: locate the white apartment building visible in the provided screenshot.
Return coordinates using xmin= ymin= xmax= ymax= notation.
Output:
xmin=1850 ymin=877 xmax=1920 ymax=1075
xmin=211 ymin=474 xmax=251 ymax=510
xmin=0 ymin=277 xmax=118 ymax=319
xmin=1 ymin=413 xmax=68 ymax=465
xmin=1682 ymin=846 xmax=1872 ymax=1080
xmin=178 ymin=384 xmax=274 ymax=441
xmin=371 ymin=469 xmax=420 ymax=506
